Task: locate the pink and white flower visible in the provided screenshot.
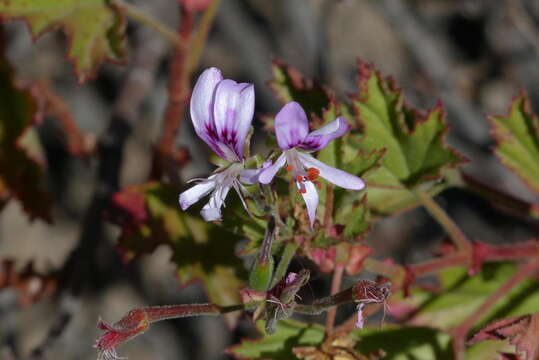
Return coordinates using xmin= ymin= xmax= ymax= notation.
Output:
xmin=259 ymin=101 xmax=365 ymax=227
xmin=179 ymin=67 xmax=259 ymax=221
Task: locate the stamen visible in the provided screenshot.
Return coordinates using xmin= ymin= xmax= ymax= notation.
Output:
xmin=306 ymin=168 xmax=320 ymax=181
xmin=286 ymin=165 xmax=294 ymax=172
xmin=314 ymin=181 xmax=321 ymax=189
xmin=296 ymin=175 xmax=304 ymax=183
xmin=299 ymin=188 xmax=307 ymax=194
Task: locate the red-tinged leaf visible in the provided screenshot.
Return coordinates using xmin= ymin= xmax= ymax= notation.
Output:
xmin=468 ymin=313 xmax=539 ymax=360
xmin=0 ymin=0 xmax=127 ymax=83
xmin=0 ymin=53 xmax=52 ymax=222
xmin=490 ymin=92 xmax=539 ymax=195
xmin=348 ymin=60 xmax=466 ymax=215
xmin=269 ymin=60 xmax=332 ymax=117
xmin=109 ymin=183 xmax=247 ymax=324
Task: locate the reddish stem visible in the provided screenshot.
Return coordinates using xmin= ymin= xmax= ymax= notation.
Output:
xmin=325 ymin=263 xmax=344 ymax=334
xmin=451 ymin=261 xmax=539 ymax=360
xmin=158 ymin=7 xmax=194 ymax=157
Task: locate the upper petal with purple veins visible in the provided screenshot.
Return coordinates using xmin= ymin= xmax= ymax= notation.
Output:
xmin=190 ymin=67 xmax=222 ymax=151
xmin=213 ymin=80 xmax=255 ymax=161
xmin=299 ymin=117 xmax=349 ymax=151
xmin=189 ymin=68 xmax=255 ymax=162
xmin=275 ymin=101 xmax=309 ymax=150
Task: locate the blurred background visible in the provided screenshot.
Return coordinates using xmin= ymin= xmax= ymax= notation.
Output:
xmin=1 ymin=0 xmax=538 ymax=359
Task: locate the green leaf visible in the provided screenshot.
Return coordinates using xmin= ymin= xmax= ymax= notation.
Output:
xmin=110 ymin=183 xmax=246 ymax=312
xmin=0 ymin=0 xmax=127 ymax=83
xmin=352 ymin=326 xmax=453 ymax=360
xmin=348 ymin=61 xmax=465 ymax=215
xmin=228 ymin=320 xmax=324 ymax=360
xmin=343 ymin=194 xmax=370 ymax=239
xmin=0 ymin=53 xmax=51 ymax=222
xmin=395 ymin=263 xmax=539 ymax=330
xmin=490 ymin=92 xmax=539 ymax=195
xmin=269 ymin=60 xmax=331 ymax=117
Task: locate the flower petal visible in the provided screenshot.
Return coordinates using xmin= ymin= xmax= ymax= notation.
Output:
xmin=299 ymin=117 xmax=349 ymax=151
xmin=200 ymin=184 xmax=231 ymax=221
xmin=190 ymin=68 xmax=223 ymax=150
xmin=355 ymin=303 xmax=365 ymax=329
xmin=258 ymin=153 xmax=286 ymax=184
xmin=213 ymin=80 xmax=254 ymax=161
xmin=299 ymin=180 xmax=319 ymax=228
xmin=275 ymin=102 xmax=309 ymax=150
xmin=297 ymin=152 xmax=365 ymax=190
xmin=239 ymin=160 xmax=272 ymax=185
xmin=179 ymin=179 xmax=216 ymax=210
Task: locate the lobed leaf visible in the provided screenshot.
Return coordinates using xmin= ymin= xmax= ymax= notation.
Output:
xmin=110 ymin=183 xmax=247 ymax=320
xmin=349 ymin=61 xmax=466 ymax=215
xmin=228 ymin=320 xmax=324 ymax=360
xmin=268 ymin=60 xmax=331 ymax=117
xmin=0 ymin=0 xmax=127 ymax=83
xmin=468 ymin=313 xmax=539 ymax=360
xmin=490 ymin=92 xmax=539 ymax=195
xmin=392 ymin=263 xmax=539 ymax=331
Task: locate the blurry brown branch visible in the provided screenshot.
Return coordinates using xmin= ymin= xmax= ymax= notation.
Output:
xmin=508 ymin=0 xmax=539 ymax=58
xmin=37 ymin=80 xmax=93 ymax=157
xmin=154 ymin=0 xmax=221 ymax=179
xmin=28 ymin=2 xmax=172 ymax=357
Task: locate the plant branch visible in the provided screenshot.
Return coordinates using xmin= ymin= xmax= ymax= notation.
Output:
xmin=115 ymin=0 xmax=182 ymax=49
xmin=416 ymin=190 xmax=472 ymax=255
xmin=325 ymin=263 xmax=344 ymax=333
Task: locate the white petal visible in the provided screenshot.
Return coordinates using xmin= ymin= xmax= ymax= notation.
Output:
xmin=299 ymin=180 xmax=319 ymax=228
xmin=239 ymin=160 xmax=272 ymax=185
xmin=200 ymin=184 xmax=231 ymax=221
xmin=297 ymin=152 xmax=365 ymax=190
xmin=179 ymin=180 xmax=216 ymax=210
xmin=258 ymin=153 xmax=286 ymax=184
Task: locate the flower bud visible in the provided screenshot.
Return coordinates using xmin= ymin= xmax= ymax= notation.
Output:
xmin=248 ymin=256 xmax=274 ymax=292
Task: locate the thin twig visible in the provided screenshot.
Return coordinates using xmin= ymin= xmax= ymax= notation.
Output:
xmin=415 ymin=190 xmax=472 ymax=255
xmin=508 ymin=0 xmax=539 ymax=58
xmin=155 ymin=0 xmax=221 ymax=179
xmin=114 ymin=0 xmax=182 ymax=49
xmin=325 ymin=264 xmax=344 ymax=334
xmin=37 ymin=80 xmax=91 ymax=157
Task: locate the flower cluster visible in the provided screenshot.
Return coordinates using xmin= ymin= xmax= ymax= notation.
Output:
xmin=179 ymin=67 xmax=365 ymax=226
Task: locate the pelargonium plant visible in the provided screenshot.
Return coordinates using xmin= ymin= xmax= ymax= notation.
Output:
xmin=1 ymin=2 xmax=538 ymax=360
xmin=94 ymin=60 xmax=539 ymax=360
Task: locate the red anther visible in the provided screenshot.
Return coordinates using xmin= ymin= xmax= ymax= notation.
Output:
xmin=286 ymin=165 xmax=294 ymax=172
xmin=300 ymin=188 xmax=307 ymax=194
xmin=314 ymin=181 xmax=321 ymax=189
xmin=296 ymin=175 xmax=304 ymax=183
xmin=306 ymin=168 xmax=320 ymax=181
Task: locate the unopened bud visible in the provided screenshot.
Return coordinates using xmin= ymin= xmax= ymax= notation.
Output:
xmin=249 ymin=256 xmax=274 ymax=292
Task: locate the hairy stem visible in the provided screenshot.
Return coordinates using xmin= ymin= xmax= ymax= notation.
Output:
xmin=270 ymin=241 xmax=299 ymax=289
xmin=415 ymin=190 xmax=472 ymax=254
xmin=325 ymin=264 xmax=344 ymax=333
